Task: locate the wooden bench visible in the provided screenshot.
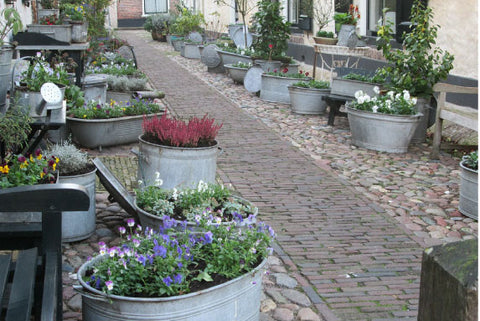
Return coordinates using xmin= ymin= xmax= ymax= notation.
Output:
xmin=0 ymin=183 xmax=89 ymax=321
xmin=431 ymin=83 xmax=478 ymax=159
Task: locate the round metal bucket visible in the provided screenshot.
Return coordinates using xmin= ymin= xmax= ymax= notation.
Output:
xmin=260 ymin=74 xmax=302 ymax=104
xmin=58 ymin=168 xmax=97 ymax=242
xmin=137 ymin=136 xmax=219 ymax=189
xmin=71 ymin=21 xmax=88 ymax=43
xmin=459 ymin=161 xmax=478 ymax=220
xmin=346 ymin=106 xmax=422 ymax=153
xmin=0 ymin=46 xmax=13 ymax=113
xmin=77 ymin=255 xmax=266 ymax=321
xmin=288 ymin=86 xmax=329 ymax=115
xmin=224 ymin=64 xmax=248 ymax=84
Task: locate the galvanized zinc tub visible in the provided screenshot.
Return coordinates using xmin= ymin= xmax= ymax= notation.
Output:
xmin=59 ymin=169 xmax=97 ymax=242
xmin=288 ymin=85 xmax=329 ymax=115
xmin=260 ymin=74 xmax=304 ymax=104
xmin=346 ymin=106 xmax=422 ymax=153
xmin=459 ymin=161 xmax=478 ymax=220
xmin=0 ymin=46 xmax=13 ymax=113
xmin=77 ymin=254 xmax=266 ymax=321
xmin=137 ymin=136 xmax=218 ymax=189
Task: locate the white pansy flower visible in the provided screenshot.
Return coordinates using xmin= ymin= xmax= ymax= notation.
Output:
xmin=373 ymin=86 xmax=380 ymax=95
xmin=372 ymin=105 xmax=379 ymax=113
xmin=364 ymin=94 xmax=371 ymax=103
xmin=387 ymin=91 xmax=395 ymax=99
xmin=354 ymin=90 xmax=364 ymax=99
xmin=403 ymin=90 xmax=410 ymax=100
xmin=358 ymin=96 xmax=365 ymax=104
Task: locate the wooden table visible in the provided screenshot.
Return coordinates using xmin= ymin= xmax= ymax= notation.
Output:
xmin=16 ymin=43 xmax=89 ymax=87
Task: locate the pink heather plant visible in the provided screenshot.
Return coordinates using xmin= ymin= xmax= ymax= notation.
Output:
xmin=142 ymin=111 xmax=222 ymax=147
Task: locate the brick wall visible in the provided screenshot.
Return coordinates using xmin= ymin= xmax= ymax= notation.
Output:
xmin=117 ymin=0 xmax=143 ymax=20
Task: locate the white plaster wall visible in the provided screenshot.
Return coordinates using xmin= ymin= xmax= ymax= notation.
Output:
xmin=429 ymin=0 xmax=477 ymax=79
xmin=0 ymin=2 xmax=32 ymax=41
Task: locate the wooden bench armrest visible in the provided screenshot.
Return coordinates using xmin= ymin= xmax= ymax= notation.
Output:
xmin=431 ymin=83 xmax=478 ymax=159
xmin=0 ymin=183 xmax=89 ymax=213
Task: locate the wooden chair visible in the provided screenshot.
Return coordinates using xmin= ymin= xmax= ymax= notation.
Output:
xmin=431 ymin=83 xmax=478 ymax=159
xmin=0 ymin=183 xmax=89 ymax=321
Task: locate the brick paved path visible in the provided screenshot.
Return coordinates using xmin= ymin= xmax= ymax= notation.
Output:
xmin=120 ymin=31 xmax=422 ymax=321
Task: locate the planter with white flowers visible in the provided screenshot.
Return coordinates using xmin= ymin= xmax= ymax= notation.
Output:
xmin=346 ymin=88 xmax=422 ymax=153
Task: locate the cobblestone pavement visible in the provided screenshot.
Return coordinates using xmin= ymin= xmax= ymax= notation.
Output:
xmin=62 ymin=30 xmax=477 ymax=321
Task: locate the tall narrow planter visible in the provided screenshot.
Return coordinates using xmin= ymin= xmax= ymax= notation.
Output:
xmin=0 ymin=45 xmax=13 ymax=114
xmin=70 ymin=21 xmax=88 ymax=43
xmin=137 ymin=136 xmax=218 ymax=189
xmin=77 ymin=254 xmax=266 ymax=321
xmin=59 ymin=168 xmax=97 ymax=242
xmin=260 ymin=74 xmax=306 ymax=104
xmin=459 ymin=161 xmax=478 ymax=220
xmin=288 ymin=85 xmax=330 ymax=115
xmin=346 ymin=106 xmax=422 ymax=153
xmin=67 ymin=113 xmax=163 ymax=149
xmin=410 ymin=97 xmax=432 ymax=144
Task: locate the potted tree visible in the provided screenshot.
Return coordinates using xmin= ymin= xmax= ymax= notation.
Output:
xmin=45 ymin=141 xmax=97 ymax=242
xmin=138 ymin=112 xmax=222 ymax=189
xmin=252 ymin=0 xmax=291 ymax=68
xmin=334 ymin=4 xmax=360 ymax=47
xmin=143 ymin=13 xmax=171 ymax=41
xmin=312 ymin=0 xmax=336 ymax=45
xmin=288 ymin=79 xmax=330 ymax=114
xmin=376 ymin=1 xmax=454 ymax=143
xmin=346 ymin=88 xmax=422 ymax=153
xmin=0 ymin=8 xmax=23 ymax=114
xmin=459 ymin=150 xmax=478 ymax=220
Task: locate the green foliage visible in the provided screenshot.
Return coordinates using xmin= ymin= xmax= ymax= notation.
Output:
xmin=65 ymin=85 xmax=85 ymax=108
xmin=266 ymin=68 xmax=310 ymax=78
xmin=83 ymin=216 xmax=274 ymax=297
xmin=376 ymin=1 xmax=454 ymax=97
xmin=170 ymin=7 xmax=205 ymax=36
xmin=292 ymin=79 xmax=329 ymax=89
xmin=343 ymin=73 xmax=385 ymax=84
xmin=68 ymin=98 xmax=163 ymax=119
xmin=60 ymin=4 xmax=86 ymax=21
xmin=231 ymin=61 xmax=252 ymax=69
xmin=144 ymin=13 xmax=173 ymax=33
xmin=0 ymin=101 xmax=31 ymax=157
xmin=19 ymin=53 xmax=71 ymax=91
xmin=462 ymin=151 xmax=478 ymax=171
xmin=136 ymin=182 xmax=257 ymax=222
xmin=252 ymin=0 xmax=291 ymax=60
xmin=316 ymin=30 xmax=334 ymax=38
xmin=0 ymin=8 xmax=23 ymax=47
xmin=83 ymin=0 xmax=112 ymax=38
xmin=0 ymin=150 xmax=58 ymax=189
xmin=46 ymin=140 xmax=89 ymax=175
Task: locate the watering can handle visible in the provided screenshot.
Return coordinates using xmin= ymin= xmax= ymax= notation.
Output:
xmin=73 ymin=285 xmax=109 ymax=302
xmin=217 ymin=146 xmax=224 ymax=156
